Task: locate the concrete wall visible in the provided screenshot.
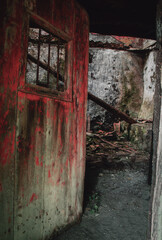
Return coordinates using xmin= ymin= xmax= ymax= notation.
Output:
xmin=150 ymin=1 xmax=162 ymax=239
xmin=139 ymin=51 xmax=157 ymax=120
xmin=88 ymin=35 xmax=157 ymax=126
xmin=0 ymin=1 xmax=89 ymax=239
xmin=88 ymin=48 xmax=144 ymax=121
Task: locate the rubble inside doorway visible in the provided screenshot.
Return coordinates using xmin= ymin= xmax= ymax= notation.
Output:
xmin=86 ymin=120 xmax=151 ymax=170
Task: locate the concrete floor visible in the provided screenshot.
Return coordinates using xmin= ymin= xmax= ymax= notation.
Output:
xmin=54 ymin=162 xmax=151 ymax=240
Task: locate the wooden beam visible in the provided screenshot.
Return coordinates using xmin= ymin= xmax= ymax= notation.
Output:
xmin=89 ymin=40 xmax=128 ymax=50
xmin=88 ymin=92 xmax=137 ymax=124
xmin=27 ymin=54 xmax=64 ymax=82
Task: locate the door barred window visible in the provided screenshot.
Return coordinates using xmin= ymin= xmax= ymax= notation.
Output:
xmin=26 ymin=21 xmax=67 ymax=92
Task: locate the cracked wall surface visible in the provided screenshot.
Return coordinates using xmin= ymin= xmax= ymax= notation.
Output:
xmin=88 ymin=34 xmax=157 ymax=127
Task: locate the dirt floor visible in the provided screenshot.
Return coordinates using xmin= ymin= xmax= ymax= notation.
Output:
xmin=54 ymin=132 xmax=151 ymax=240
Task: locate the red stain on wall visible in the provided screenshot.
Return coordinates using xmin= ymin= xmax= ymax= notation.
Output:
xmin=29 ymin=193 xmax=38 ymax=204
xmin=35 ymin=156 xmax=39 ymax=166
xmin=48 ymin=170 xmax=51 ymax=178
xmin=35 ymin=127 xmax=43 ymax=134
xmin=62 ymin=181 xmax=65 ymax=186
xmin=46 ymin=110 xmax=50 ymax=119
xmin=18 ymin=102 xmax=24 ymax=112
xmin=19 ymin=92 xmax=41 ymax=101
xmin=65 ymin=158 xmax=69 ymax=167
xmin=57 ymin=178 xmax=60 ymax=184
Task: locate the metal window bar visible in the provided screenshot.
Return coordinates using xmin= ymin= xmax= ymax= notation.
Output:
xmin=64 ymin=43 xmax=67 ymax=90
xmin=28 ymin=27 xmax=66 ymax=90
xmin=57 ymin=40 xmax=60 ymax=90
xmin=47 ymin=33 xmax=51 ymax=86
xmin=36 ymin=28 xmax=41 ymax=85
xmin=28 ymin=54 xmax=64 ymax=82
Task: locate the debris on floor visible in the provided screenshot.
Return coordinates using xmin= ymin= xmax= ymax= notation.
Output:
xmin=86 ymin=129 xmax=150 ymax=169
xmin=54 ymin=166 xmax=150 ymax=240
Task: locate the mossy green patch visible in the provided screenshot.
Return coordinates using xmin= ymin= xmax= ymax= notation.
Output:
xmin=120 ymin=72 xmax=142 ymax=117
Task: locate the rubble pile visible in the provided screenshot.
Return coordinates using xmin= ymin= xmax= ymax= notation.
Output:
xmin=86 ymin=127 xmax=150 ymax=169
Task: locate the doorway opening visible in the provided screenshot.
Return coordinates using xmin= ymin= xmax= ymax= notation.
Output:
xmin=54 ymin=34 xmax=157 ymax=240
xmin=83 ymin=34 xmax=157 ymax=239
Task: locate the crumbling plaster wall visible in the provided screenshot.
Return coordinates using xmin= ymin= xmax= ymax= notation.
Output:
xmin=139 ymin=51 xmax=157 ymax=120
xmin=88 ymin=34 xmax=157 ymax=126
